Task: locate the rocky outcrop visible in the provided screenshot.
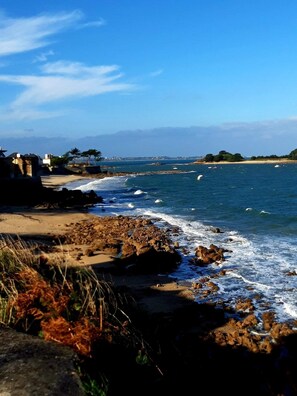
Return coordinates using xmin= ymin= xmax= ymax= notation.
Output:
xmin=38 ymin=187 xmax=103 ymax=208
xmin=63 ymin=215 xmax=181 ymax=273
xmin=0 ymin=326 xmax=85 ymax=396
xmin=192 ymin=243 xmax=232 ymax=265
xmin=0 ymin=178 xmax=103 ymax=208
xmin=2 ymin=213 xmax=297 ymax=395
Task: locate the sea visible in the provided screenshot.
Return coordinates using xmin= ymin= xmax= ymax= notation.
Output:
xmin=65 ymin=159 xmax=297 ymax=326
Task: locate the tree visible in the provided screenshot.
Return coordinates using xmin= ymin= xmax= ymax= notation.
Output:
xmin=202 ymin=150 xmax=244 ymax=162
xmin=53 ymin=147 xmax=103 ymax=167
xmin=69 ymin=147 xmax=81 ymax=157
xmin=203 ymin=153 xmax=214 ymax=162
xmin=230 ymin=153 xmax=244 ymax=162
xmin=213 ymin=153 xmax=224 ymax=162
xmin=80 ymin=149 xmax=102 ymax=165
xmin=50 ymin=156 xmax=69 ymax=167
xmin=62 ymin=148 xmax=81 ymax=164
xmin=288 ymin=148 xmax=297 ymax=160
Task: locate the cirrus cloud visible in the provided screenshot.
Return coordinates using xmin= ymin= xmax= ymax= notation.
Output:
xmin=0 ymin=10 xmax=84 ymax=56
xmin=0 ymin=60 xmax=136 ymax=120
xmin=0 ymin=10 xmax=138 ymax=121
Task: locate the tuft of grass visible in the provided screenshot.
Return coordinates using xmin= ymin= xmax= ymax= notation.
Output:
xmin=0 ymin=235 xmax=163 ymax=392
xmin=0 ymin=237 xmax=159 ymax=386
xmin=81 ymin=373 xmax=109 ymax=396
xmin=0 ymin=235 xmax=127 ymax=353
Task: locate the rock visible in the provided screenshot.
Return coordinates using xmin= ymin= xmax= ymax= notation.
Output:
xmin=0 ymin=327 xmax=85 ymax=396
xmin=64 ymin=216 xmax=181 ymax=273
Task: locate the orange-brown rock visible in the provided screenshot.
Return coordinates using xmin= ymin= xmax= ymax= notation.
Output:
xmin=193 ymin=243 xmax=230 ymax=265
xmin=64 ymin=215 xmax=181 ymax=273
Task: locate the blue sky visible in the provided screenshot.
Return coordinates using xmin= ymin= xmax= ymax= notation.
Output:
xmin=1 ymin=0 xmax=297 ymax=157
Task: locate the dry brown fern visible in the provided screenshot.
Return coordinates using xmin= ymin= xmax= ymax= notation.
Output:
xmin=14 ymin=267 xmax=70 ymax=322
xmin=0 ymin=235 xmax=155 ymax=371
xmin=41 ymin=316 xmax=102 ymax=356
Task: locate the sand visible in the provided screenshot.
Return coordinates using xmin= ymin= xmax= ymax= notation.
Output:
xmin=0 ymin=175 xmax=92 ymax=236
xmin=40 ymin=174 xmax=86 ymax=188
xmin=0 ymin=174 xmax=192 ymax=314
xmin=0 ymin=174 xmax=116 ymax=267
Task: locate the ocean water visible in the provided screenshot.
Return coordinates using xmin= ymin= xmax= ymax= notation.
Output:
xmin=65 ymin=159 xmax=297 ymax=325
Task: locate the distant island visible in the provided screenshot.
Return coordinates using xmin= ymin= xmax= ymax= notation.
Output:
xmin=195 ymin=149 xmax=297 ymax=163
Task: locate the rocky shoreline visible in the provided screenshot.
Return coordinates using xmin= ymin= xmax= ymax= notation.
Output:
xmin=1 ymin=174 xmax=297 ymax=395
xmin=62 ymin=214 xmax=297 ymax=395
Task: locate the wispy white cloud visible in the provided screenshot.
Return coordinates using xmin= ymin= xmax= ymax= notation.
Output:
xmin=0 ymin=11 xmax=133 ymax=121
xmin=0 ymin=60 xmax=136 ymax=120
xmin=0 ymin=10 xmax=83 ymax=56
xmin=33 ymin=50 xmax=55 ymax=63
xmin=149 ymin=69 xmax=164 ymax=77
xmin=40 ymin=60 xmax=118 ymax=77
xmin=77 ymin=18 xmax=106 ymax=29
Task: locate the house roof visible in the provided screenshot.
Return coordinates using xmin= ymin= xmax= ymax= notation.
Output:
xmin=7 ymin=152 xmax=39 ymax=159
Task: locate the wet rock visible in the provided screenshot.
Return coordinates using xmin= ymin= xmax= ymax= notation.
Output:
xmin=193 ymin=244 xmax=230 ymax=265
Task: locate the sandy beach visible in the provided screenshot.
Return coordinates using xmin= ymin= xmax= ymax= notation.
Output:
xmin=0 ymin=174 xmax=96 ymax=250
xmin=0 ymin=174 xmax=192 ymax=312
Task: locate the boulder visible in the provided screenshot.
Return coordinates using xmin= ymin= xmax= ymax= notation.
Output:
xmin=0 ymin=327 xmax=85 ymax=396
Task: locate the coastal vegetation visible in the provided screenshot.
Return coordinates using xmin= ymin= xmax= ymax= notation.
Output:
xmin=51 ymin=147 xmax=103 ymax=167
xmin=200 ymin=148 xmax=297 ymax=163
xmin=249 ymin=154 xmax=285 ymax=160
xmin=200 ymin=150 xmax=244 ymax=162
xmin=249 ymin=148 xmax=297 ymax=161
xmin=0 ymin=236 xmax=159 ymax=395
xmin=0 ymin=214 xmax=183 ymax=394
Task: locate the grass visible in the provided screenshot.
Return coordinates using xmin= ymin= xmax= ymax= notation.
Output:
xmin=0 ymin=235 xmax=160 ymax=394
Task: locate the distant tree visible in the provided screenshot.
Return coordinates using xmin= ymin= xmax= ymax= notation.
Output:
xmin=222 ymin=152 xmax=233 ymax=162
xmin=80 ymin=149 xmax=102 ymax=165
xmin=57 ymin=147 xmax=103 ymax=166
xmin=202 ymin=150 xmax=244 ymax=162
xmin=213 ymin=153 xmax=224 ymax=162
xmin=288 ymin=148 xmax=297 ymax=160
xmin=230 ymin=153 xmax=244 ymax=162
xmin=218 ymin=150 xmax=229 ymax=155
xmin=69 ymin=147 xmax=81 ymax=157
xmin=250 ymin=154 xmax=284 ymax=161
xmin=63 ymin=147 xmax=81 ymax=163
xmin=50 ymin=155 xmax=69 ymax=167
xmin=203 ymin=153 xmax=214 ymax=162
